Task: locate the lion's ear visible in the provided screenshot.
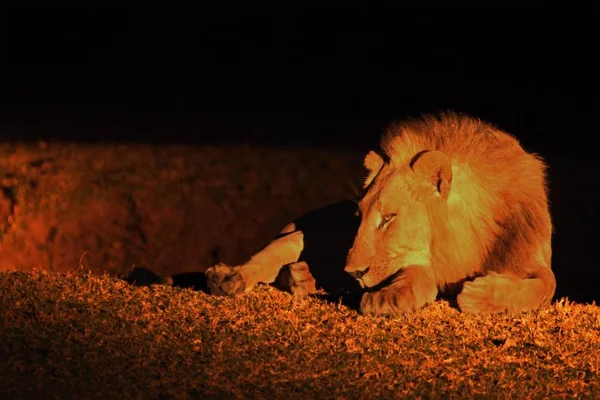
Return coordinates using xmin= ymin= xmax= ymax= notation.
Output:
xmin=410 ymin=150 xmax=452 ymax=199
xmin=363 ymin=150 xmax=385 ymax=188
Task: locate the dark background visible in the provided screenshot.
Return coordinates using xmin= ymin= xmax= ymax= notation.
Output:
xmin=1 ymin=6 xmax=596 ymax=153
xmin=1 ymin=6 xmax=598 ymax=302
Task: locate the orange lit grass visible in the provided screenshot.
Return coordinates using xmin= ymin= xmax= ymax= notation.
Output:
xmin=0 ymin=270 xmax=598 ymax=399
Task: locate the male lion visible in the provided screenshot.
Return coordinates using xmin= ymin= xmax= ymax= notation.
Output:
xmin=205 ymin=111 xmax=556 ymax=316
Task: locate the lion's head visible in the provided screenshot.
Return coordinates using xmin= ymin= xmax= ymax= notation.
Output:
xmin=345 ymin=149 xmax=453 ymax=289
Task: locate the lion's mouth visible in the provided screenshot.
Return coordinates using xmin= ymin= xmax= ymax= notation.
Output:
xmin=362 ymin=269 xmax=405 ymax=293
xmin=348 ymin=267 xmax=370 ymax=280
xmin=347 ymin=267 xmax=370 ymax=289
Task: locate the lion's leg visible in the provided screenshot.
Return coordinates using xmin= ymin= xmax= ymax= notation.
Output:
xmin=457 ymin=266 xmax=556 ymax=314
xmin=280 ymin=261 xmax=317 ymax=297
xmin=360 ymin=265 xmax=438 ymax=316
xmin=206 ymin=227 xmax=304 ymax=297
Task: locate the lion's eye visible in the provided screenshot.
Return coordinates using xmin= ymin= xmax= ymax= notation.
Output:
xmin=379 ymin=213 xmax=396 ymax=229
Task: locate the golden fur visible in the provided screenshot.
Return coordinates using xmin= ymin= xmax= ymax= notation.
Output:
xmin=346 ymin=111 xmax=555 ymax=315
xmin=205 ymin=111 xmax=556 ymax=316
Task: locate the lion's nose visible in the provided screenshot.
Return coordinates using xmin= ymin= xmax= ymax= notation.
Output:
xmin=347 ymin=267 xmax=370 ymax=280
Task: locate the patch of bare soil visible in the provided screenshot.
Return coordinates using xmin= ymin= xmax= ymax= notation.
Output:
xmin=0 ymin=141 xmax=364 ymax=277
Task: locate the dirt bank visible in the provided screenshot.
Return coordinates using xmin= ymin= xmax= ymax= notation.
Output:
xmin=0 ymin=141 xmax=364 ymax=277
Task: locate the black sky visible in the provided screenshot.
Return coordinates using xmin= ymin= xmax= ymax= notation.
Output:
xmin=1 ymin=6 xmax=597 ymax=155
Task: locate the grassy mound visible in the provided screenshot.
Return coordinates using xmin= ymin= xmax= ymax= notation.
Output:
xmin=1 ymin=270 xmax=598 ymax=399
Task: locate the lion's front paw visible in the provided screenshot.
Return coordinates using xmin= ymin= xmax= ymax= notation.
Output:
xmin=288 ymin=261 xmax=317 ymax=296
xmin=457 ymin=275 xmax=515 ymax=314
xmin=360 ymin=286 xmax=417 ymax=316
xmin=205 ymin=264 xmax=247 ymax=297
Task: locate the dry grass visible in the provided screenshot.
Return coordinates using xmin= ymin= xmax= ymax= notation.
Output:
xmin=1 ymin=270 xmax=599 ymax=399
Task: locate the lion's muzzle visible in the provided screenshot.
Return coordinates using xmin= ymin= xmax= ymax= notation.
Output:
xmin=346 ymin=266 xmax=370 ymax=280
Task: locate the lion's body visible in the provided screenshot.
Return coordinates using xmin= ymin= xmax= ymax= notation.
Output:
xmin=205 ymin=111 xmax=556 ymax=316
